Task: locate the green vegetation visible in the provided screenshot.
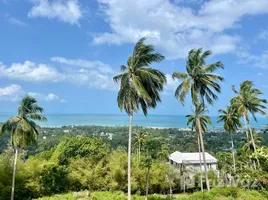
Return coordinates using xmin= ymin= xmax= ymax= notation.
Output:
xmin=0 ymin=96 xmax=46 ymax=200
xmin=113 ymin=37 xmax=166 ymax=200
xmin=0 ymin=38 xmax=268 ymax=200
xmin=36 ymin=188 xmax=268 ymax=200
xmin=173 ymin=48 xmax=224 ymax=191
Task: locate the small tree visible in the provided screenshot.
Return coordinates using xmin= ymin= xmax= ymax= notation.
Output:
xmin=218 ymin=106 xmax=242 ymax=173
xmin=0 ymin=96 xmax=46 ymax=200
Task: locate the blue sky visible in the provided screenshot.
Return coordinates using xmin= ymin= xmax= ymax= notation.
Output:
xmin=0 ymin=0 xmax=268 ymax=116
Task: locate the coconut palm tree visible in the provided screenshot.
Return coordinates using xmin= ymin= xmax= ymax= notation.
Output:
xmin=157 ymin=144 xmax=169 ymax=162
xmin=186 ymin=103 xmax=212 ymax=191
xmin=113 ymin=37 xmax=166 ymax=200
xmin=231 ymin=80 xmax=267 ymax=167
xmin=0 ymin=96 xmax=46 ymax=200
xmin=186 ymin=104 xmax=212 ymax=133
xmin=218 ymin=106 xmax=242 ymax=173
xmin=133 ymin=128 xmax=148 ymax=162
xmin=242 ymin=134 xmax=262 ymax=170
xmin=173 ymin=48 xmax=224 ymax=191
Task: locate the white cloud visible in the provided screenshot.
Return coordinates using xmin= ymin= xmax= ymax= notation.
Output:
xmin=162 ymin=74 xmax=179 ymax=95
xmin=4 ymin=13 xmax=28 ymax=26
xmin=0 ymin=84 xmax=64 ymax=103
xmin=28 ymin=0 xmax=82 ymax=25
xmin=258 ymin=28 xmax=268 ymax=41
xmin=50 ymin=56 xmax=117 ymax=90
xmin=93 ymin=0 xmax=268 ymax=59
xmin=0 ymin=84 xmax=24 ymax=102
xmin=165 ymin=74 xmax=178 ymax=91
xmin=257 ymin=72 xmax=263 ymax=76
xmin=45 ymin=93 xmax=59 ymax=101
xmin=174 ymin=0 xmax=204 ymax=4
xmin=28 ymin=92 xmax=65 ymax=102
xmin=237 ymin=48 xmax=268 ymax=69
xmin=50 ymin=57 xmax=115 ymax=74
xmin=0 ymin=61 xmax=63 ymax=82
xmin=0 ymin=58 xmax=118 ymax=91
xmin=8 ymin=18 xmax=28 ymax=26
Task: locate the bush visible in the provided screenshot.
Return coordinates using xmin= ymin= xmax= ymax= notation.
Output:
xmin=37 ymin=191 xmax=177 ymax=200
xmin=189 ymin=191 xmax=215 ymax=200
xmin=210 ymin=187 xmax=240 ymax=198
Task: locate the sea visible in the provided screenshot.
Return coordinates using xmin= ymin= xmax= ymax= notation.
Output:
xmin=0 ymin=113 xmax=267 ymax=129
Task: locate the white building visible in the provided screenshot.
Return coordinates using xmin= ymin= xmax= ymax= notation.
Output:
xmin=169 ymin=151 xmax=217 ymax=172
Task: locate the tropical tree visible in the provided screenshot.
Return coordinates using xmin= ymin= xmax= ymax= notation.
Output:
xmin=242 ymin=135 xmax=262 ymax=154
xmin=143 ymin=155 xmax=152 ymax=200
xmin=173 ymin=48 xmax=224 ymax=191
xmin=231 ymin=80 xmax=267 ymax=167
xmin=157 ymin=144 xmax=169 ymax=162
xmin=186 ymin=103 xmax=212 ymax=191
xmin=113 ymin=37 xmax=166 ymax=200
xmin=133 ymin=128 xmax=148 ymax=162
xmin=218 ymin=106 xmax=242 ymax=173
xmin=0 ymin=96 xmax=46 ymax=200
xmin=186 ymin=104 xmax=212 ymax=133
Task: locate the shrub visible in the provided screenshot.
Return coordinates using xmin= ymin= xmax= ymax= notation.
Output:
xmin=189 ymin=191 xmax=215 ymax=200
xmin=210 ymin=187 xmax=240 ymax=198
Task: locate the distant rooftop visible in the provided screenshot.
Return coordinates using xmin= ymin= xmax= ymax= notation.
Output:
xmin=169 ymin=151 xmax=217 ymax=164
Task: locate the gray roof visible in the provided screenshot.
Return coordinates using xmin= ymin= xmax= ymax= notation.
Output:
xmin=169 ymin=151 xmax=217 ymax=164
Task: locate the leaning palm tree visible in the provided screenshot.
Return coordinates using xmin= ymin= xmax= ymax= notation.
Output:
xmin=241 ymin=134 xmax=262 ymax=170
xmin=231 ymin=80 xmax=267 ymax=167
xmin=113 ymin=37 xmax=166 ymax=200
xmin=218 ymin=106 xmax=242 ymax=173
xmin=173 ymin=48 xmax=224 ymax=191
xmin=133 ymin=128 xmax=148 ymax=162
xmin=186 ymin=103 xmax=212 ymax=192
xmin=0 ymin=96 xmax=46 ymax=200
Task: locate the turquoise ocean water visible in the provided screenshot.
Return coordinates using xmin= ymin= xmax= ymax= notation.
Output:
xmin=0 ymin=113 xmax=266 ymax=129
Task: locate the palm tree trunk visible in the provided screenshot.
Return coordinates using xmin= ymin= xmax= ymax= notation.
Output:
xmin=145 ymin=167 xmax=150 ymax=200
xmin=230 ymin=132 xmax=236 ymax=174
xmin=128 ymin=113 xmax=133 ymax=200
xmin=138 ymin=141 xmax=141 ymax=163
xmin=247 ymin=122 xmax=260 ymax=167
xmin=11 ymin=148 xmax=18 ymax=200
xmin=197 ymin=136 xmax=203 ymax=192
xmin=243 ymin=113 xmax=249 ymax=140
xmin=169 ymin=182 xmax=173 ymax=197
xmin=197 ymin=117 xmax=210 ymax=191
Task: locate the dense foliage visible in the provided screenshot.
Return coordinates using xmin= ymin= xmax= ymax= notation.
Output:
xmin=0 ymin=125 xmax=268 ymax=199
xmin=36 ymin=188 xmax=268 ymax=200
xmin=2 ymin=125 xmax=268 ymax=157
xmin=0 ymin=136 xmax=180 ymax=199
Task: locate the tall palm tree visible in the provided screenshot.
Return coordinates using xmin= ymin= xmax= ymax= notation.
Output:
xmin=231 ymin=80 xmax=267 ymax=167
xmin=173 ymin=48 xmax=224 ymax=191
xmin=0 ymin=96 xmax=46 ymax=200
xmin=218 ymin=106 xmax=242 ymax=173
xmin=186 ymin=103 xmax=212 ymax=192
xmin=133 ymin=128 xmax=148 ymax=162
xmin=113 ymin=37 xmax=166 ymax=200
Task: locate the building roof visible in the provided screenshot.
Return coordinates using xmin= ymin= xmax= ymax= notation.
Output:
xmin=169 ymin=151 xmax=217 ymax=164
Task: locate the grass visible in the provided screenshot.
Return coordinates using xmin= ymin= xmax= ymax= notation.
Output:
xmin=37 ymin=188 xmax=268 ymax=200
xmin=37 ymin=191 xmax=178 ymax=200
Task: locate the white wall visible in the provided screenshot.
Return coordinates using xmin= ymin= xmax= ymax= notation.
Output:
xmin=169 ymin=159 xmax=217 ymax=172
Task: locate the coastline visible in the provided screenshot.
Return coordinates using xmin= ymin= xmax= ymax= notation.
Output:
xmin=0 ymin=113 xmax=266 ymax=130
